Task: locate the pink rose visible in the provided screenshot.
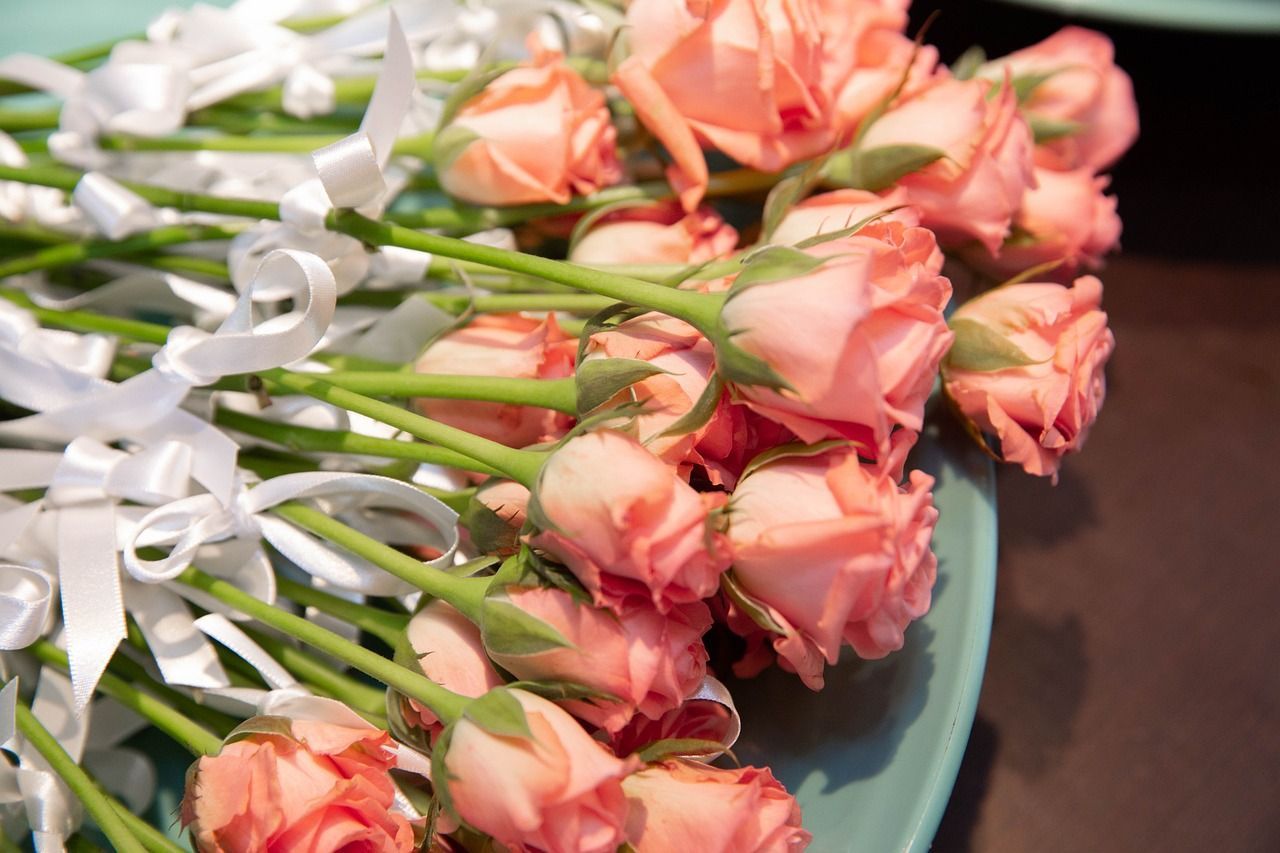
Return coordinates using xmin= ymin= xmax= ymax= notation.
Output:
xmin=859 ymin=76 xmax=1035 ymax=252
xmin=396 ymin=600 xmax=504 ymax=744
xmin=438 ymin=41 xmax=622 ymax=206
xmin=719 ymin=219 xmax=953 ymax=450
xmin=570 ymin=201 xmax=739 ymax=266
xmin=964 ymin=166 xmax=1122 ymax=279
xmin=444 ymin=689 xmax=640 ymax=853
xmin=943 ymin=275 xmax=1115 ymax=479
xmin=727 ymin=443 xmax=939 ymax=688
xmin=613 ymin=0 xmax=836 ymax=209
xmin=414 ymin=314 xmax=576 ymax=448
xmin=623 ymin=759 xmax=810 ymax=852
xmin=983 ymin=26 xmax=1138 ymax=172
xmin=530 ymin=430 xmax=733 ymax=613
xmin=182 ymin=716 xmax=414 ymax=852
xmin=769 ymin=186 xmax=913 ymax=246
xmin=486 ymin=585 xmax=712 ymax=733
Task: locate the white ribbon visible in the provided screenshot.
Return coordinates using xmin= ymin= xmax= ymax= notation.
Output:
xmin=0 ymin=568 xmax=54 ymax=653
xmin=71 ymin=172 xmax=174 ymax=239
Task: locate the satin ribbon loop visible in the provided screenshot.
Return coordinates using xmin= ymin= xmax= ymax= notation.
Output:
xmin=314 ymin=133 xmax=386 ymax=209
xmin=0 ymin=567 xmax=54 ymax=651
xmin=71 ymin=172 xmax=167 ymax=240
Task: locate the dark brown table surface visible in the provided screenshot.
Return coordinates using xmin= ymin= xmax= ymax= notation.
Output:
xmin=905 ymin=3 xmax=1280 ymax=851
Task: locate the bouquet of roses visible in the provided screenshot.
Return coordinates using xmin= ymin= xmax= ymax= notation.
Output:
xmin=0 ymin=0 xmax=1134 ymax=850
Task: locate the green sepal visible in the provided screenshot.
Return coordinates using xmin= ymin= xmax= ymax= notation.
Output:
xmin=729 ymin=245 xmax=831 ymax=295
xmin=738 ymin=439 xmax=856 ymax=482
xmin=1011 ymin=70 xmax=1057 ymax=103
xmin=653 ymin=372 xmax=724 ymax=441
xmin=946 ymin=318 xmax=1045 ymax=372
xmin=760 ymin=157 xmax=830 ymax=242
xmin=575 ymin=357 xmax=667 ymax=415
xmin=460 ymin=497 xmax=521 ymax=557
xmin=791 ymin=208 xmax=903 ymax=251
xmin=720 ymin=571 xmax=787 ymax=635
xmin=222 ymin=715 xmax=292 ymax=746
xmin=429 ymin=722 xmax=460 ymax=823
xmin=462 ymin=687 xmax=532 ymax=739
xmin=431 ymin=124 xmax=481 ymax=175
xmin=575 ymin=301 xmax=650 ymax=368
xmin=567 ymin=199 xmax=656 ymax=255
xmin=635 ymin=738 xmax=732 ymax=763
xmin=385 ymin=689 xmax=435 ymax=755
xmin=440 ymin=554 xmax=500 ymax=579
xmin=389 ymin=768 xmax=438 ymax=844
xmin=711 ymin=333 xmax=794 ymax=393
xmin=437 ymin=66 xmax=509 ymax=131
xmin=951 ymin=45 xmax=987 ymax=81
xmin=1028 ymin=114 xmax=1084 ymax=144
xmin=480 ymin=591 xmax=575 ymax=657
xmin=825 ymin=144 xmax=946 ymax=193
xmin=505 ymin=679 xmax=621 ymax=704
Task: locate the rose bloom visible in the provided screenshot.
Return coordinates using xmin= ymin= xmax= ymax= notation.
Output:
xmin=181 ymin=716 xmax=414 ymax=852
xmin=964 ymin=166 xmax=1122 ymax=279
xmin=570 ymin=201 xmax=739 ymax=266
xmin=943 ymin=275 xmax=1115 ymax=480
xmin=414 ymin=314 xmax=576 ymax=448
xmin=530 ymin=430 xmax=733 ymax=613
xmin=727 ymin=442 xmax=939 ymax=688
xmin=623 ymin=759 xmax=810 ymax=852
xmin=444 ymin=689 xmax=641 ymax=853
xmin=438 ymin=41 xmax=622 ymax=206
xmin=720 ymin=218 xmax=953 ymax=450
xmin=396 ymin=600 xmax=504 ymax=744
xmin=982 ymin=26 xmax=1138 ymax=172
xmin=609 ymin=691 xmax=738 ymax=758
xmin=613 ymin=0 xmax=836 ymax=209
xmin=487 ymin=585 xmax=712 ymax=733
xmin=859 ymin=75 xmax=1035 ymax=253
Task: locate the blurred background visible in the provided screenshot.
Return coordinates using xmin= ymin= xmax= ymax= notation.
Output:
xmin=907 ymin=1 xmax=1280 ymax=851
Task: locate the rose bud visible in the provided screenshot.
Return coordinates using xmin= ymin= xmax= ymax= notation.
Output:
xmin=942 ymin=275 xmax=1115 ymax=480
xmin=622 ymin=759 xmax=811 ymax=852
xmin=393 ymin=600 xmax=504 ymax=746
xmin=980 ymin=26 xmax=1138 ymax=172
xmin=181 ymin=712 xmax=415 ymax=852
xmin=727 ymin=442 xmax=939 ymax=689
xmin=719 ymin=220 xmax=952 ymax=451
xmin=443 ymin=689 xmax=640 ymax=853
xmin=529 ymin=430 xmax=733 ymax=614
xmin=437 ymin=40 xmax=622 ymax=206
xmin=570 ymin=201 xmax=738 ymax=266
xmin=856 ymin=76 xmax=1035 ymax=253
xmin=613 ymin=0 xmax=837 ymax=209
xmin=963 ymin=166 xmax=1122 ymax=279
xmin=485 ymin=584 xmax=712 ymax=734
xmin=413 ymin=314 xmax=576 ymax=449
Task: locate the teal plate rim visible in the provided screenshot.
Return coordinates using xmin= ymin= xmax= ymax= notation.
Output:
xmin=994 ymin=0 xmax=1280 ymax=33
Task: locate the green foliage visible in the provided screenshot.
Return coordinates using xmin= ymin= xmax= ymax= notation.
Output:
xmin=946 ymin=318 xmax=1045 ymax=372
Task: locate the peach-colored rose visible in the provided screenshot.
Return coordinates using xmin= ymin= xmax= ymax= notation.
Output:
xmin=769 ymin=186 xmax=913 ymax=246
xmin=613 ymin=0 xmax=836 ymax=209
xmin=396 ymin=600 xmax=504 ymax=744
xmin=486 ymin=585 xmax=711 ymax=733
xmin=438 ymin=42 xmax=622 ymax=206
xmin=943 ymin=275 xmax=1115 ymax=480
xmin=530 ymin=430 xmax=733 ymax=613
xmin=982 ymin=26 xmax=1138 ymax=172
xmin=964 ymin=166 xmax=1121 ymax=279
xmin=444 ymin=689 xmax=641 ymax=853
xmin=859 ymin=76 xmax=1035 ymax=252
xmin=623 ymin=759 xmax=810 ymax=852
xmin=719 ymin=219 xmax=953 ymax=450
xmin=182 ymin=716 xmax=414 ymax=853
xmin=570 ymin=201 xmax=739 ymax=266
xmin=414 ymin=314 xmax=576 ymax=448
xmin=727 ymin=442 xmax=939 ymax=688
xmin=610 ymin=693 xmax=738 ymax=758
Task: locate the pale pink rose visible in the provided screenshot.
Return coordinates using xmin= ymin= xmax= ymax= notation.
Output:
xmin=860 ymin=76 xmax=1036 ymax=252
xmin=983 ymin=26 xmax=1138 ymax=172
xmin=727 ymin=442 xmax=939 ymax=687
xmin=414 ymin=314 xmax=576 ymax=448
xmin=965 ymin=166 xmax=1122 ymax=279
xmin=530 ymin=430 xmax=733 ymax=613
xmin=613 ymin=0 xmax=836 ymax=209
xmin=438 ymin=42 xmax=622 ymax=206
xmin=720 ymin=219 xmax=953 ymax=450
xmin=444 ymin=689 xmax=641 ymax=853
xmin=181 ymin=717 xmax=414 ymax=852
xmin=609 ymin=694 xmax=738 ymax=758
xmin=487 ymin=585 xmax=711 ymax=733
xmin=623 ymin=759 xmax=811 ymax=852
xmin=570 ymin=201 xmax=739 ymax=266
xmin=769 ymin=186 xmax=913 ymax=246
xmin=943 ymin=275 xmax=1115 ymax=480
xmin=397 ymin=601 xmax=504 ymax=744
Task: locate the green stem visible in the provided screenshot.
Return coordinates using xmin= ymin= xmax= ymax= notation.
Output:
xmin=106 ymin=639 xmax=240 ymax=736
xmin=176 ymin=566 xmax=468 ymax=723
xmin=239 ymin=624 xmax=388 ymax=717
xmin=0 ymin=224 xmax=243 ymax=279
xmin=111 ymin=798 xmax=185 ymax=853
xmin=0 ymin=106 xmax=62 ymax=131
xmin=29 ymin=640 xmax=223 ymax=756
xmin=270 ymin=502 xmax=488 ymax=622
xmin=275 ymin=575 xmax=408 ymax=647
xmin=317 ymin=371 xmax=578 ymax=413
xmin=14 ymin=701 xmax=149 ymax=853
xmin=213 ymin=406 xmax=504 ymax=478
xmin=0 ymin=287 xmax=170 ymax=344
xmin=261 ymin=368 xmax=547 ymax=488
